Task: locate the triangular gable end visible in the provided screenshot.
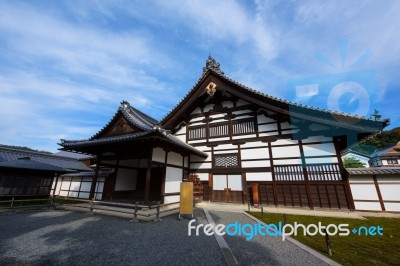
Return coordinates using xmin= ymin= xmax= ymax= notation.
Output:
xmin=160 ymin=58 xmax=388 ymax=142
xmin=91 ymin=101 xmax=157 ymax=140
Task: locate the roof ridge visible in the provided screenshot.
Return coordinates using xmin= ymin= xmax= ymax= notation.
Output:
xmin=161 ymin=61 xmax=389 ymax=125
xmin=0 ymin=146 xmax=80 ymax=162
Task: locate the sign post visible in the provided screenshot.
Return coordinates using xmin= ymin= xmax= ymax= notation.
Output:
xmin=179 ymin=182 xmax=193 ymax=219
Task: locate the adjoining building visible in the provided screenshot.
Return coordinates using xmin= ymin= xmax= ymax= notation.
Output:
xmin=369 ymin=142 xmax=400 ymax=167
xmin=0 ymin=147 xmax=91 ymax=197
xmin=59 ymin=57 xmax=389 ymax=211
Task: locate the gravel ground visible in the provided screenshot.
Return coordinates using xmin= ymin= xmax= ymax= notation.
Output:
xmin=0 ymin=209 xmax=225 ymax=266
xmin=209 ymin=211 xmax=329 ymax=266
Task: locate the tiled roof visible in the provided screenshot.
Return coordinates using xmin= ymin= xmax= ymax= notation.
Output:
xmin=0 ymin=147 xmax=92 ymax=171
xmin=90 ymin=101 xmax=158 ymax=140
xmin=347 ymin=167 xmax=400 ymax=175
xmin=0 ymin=158 xmax=74 ymax=173
xmin=62 ymin=170 xmax=112 ymax=178
xmin=370 ymin=142 xmax=400 ymax=158
xmin=160 ymin=57 xmax=389 ymax=129
xmin=61 ymin=127 xmax=208 ymax=158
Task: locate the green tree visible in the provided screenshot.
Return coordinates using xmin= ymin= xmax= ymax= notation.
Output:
xmin=343 ymin=157 xmax=366 ymax=168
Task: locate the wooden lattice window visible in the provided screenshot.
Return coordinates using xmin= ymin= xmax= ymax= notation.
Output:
xmin=209 ymin=123 xmax=229 ymax=138
xmin=232 ymin=119 xmax=255 ymax=135
xmin=188 ymin=126 xmax=206 ymax=140
xmin=214 ymin=154 xmax=239 ymax=167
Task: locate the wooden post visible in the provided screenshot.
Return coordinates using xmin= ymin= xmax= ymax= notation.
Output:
xmin=268 ymin=143 xmax=279 ymax=207
xmin=52 ymin=174 xmax=59 ymax=197
xmin=373 ymin=174 xmax=386 ymax=211
xmin=324 ymin=229 xmax=332 ymax=256
xmin=89 ymin=154 xmax=101 ymax=200
xmin=299 ymin=140 xmax=314 ymax=210
xmin=144 ymin=149 xmax=153 ymax=204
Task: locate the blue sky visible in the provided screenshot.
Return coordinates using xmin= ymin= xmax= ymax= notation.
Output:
xmin=1 ymin=1 xmax=399 ymax=152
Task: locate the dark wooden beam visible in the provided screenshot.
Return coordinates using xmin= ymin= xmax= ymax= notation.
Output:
xmin=144 ymin=148 xmax=153 ymax=204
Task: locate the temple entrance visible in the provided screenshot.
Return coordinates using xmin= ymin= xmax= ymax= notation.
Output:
xmin=109 ymin=166 xmax=163 ymax=203
xmin=212 ymin=174 xmax=243 ymax=203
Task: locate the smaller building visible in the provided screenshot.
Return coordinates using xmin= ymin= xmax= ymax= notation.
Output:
xmin=369 ymin=142 xmax=400 ymax=167
xmin=0 ymin=147 xmax=91 ymax=197
xmin=347 ymin=167 xmax=400 ymax=212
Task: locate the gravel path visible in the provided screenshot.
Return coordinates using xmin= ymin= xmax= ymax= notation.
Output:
xmin=209 ymin=210 xmax=330 ymax=266
xmin=0 ymin=209 xmax=225 ymax=266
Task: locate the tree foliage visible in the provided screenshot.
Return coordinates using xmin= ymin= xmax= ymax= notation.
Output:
xmin=343 ymin=157 xmax=366 ymax=168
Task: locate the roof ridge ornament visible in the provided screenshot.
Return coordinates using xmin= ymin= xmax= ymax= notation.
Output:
xmin=203 ymin=55 xmax=224 ymax=75
xmin=120 ymin=100 xmax=130 ymax=109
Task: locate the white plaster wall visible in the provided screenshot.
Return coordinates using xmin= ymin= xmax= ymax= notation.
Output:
xmin=350 ymin=184 xmax=379 ymax=200
xmin=273 ymin=159 xmax=301 ymax=165
xmin=79 ymin=192 xmax=90 ymax=199
xmin=228 ymin=175 xmax=242 ymax=191
xmin=152 ymin=147 xmax=166 ymax=163
xmin=354 ymin=201 xmax=382 ymax=211
xmin=61 ymin=181 xmax=70 ymax=190
xmin=167 ymin=152 xmax=183 ymax=166
xmin=164 ymin=195 xmax=180 ymax=204
xmin=257 ymin=115 xmax=275 ymax=124
xmin=55 ymin=178 xmax=62 ymax=194
xmin=242 ymin=160 xmax=270 ymax=168
xmin=241 ymin=148 xmax=269 ymax=160
xmin=69 ymin=191 xmax=79 ymax=197
xmin=203 ymin=104 xmax=214 ymax=112
xmin=70 ymin=180 xmax=81 ymax=191
xmin=232 ymin=134 xmax=257 ymax=140
xmin=305 ymin=157 xmax=338 ymax=164
xmin=209 ymin=137 xmax=230 ymax=142
xmin=175 ymin=126 xmax=186 ymax=135
xmin=165 ymin=167 xmax=182 ymax=193
xmin=379 ymin=183 xmax=400 ymax=201
xmin=241 ymin=142 xmax=267 ymax=148
xmin=115 ymin=169 xmax=137 ymax=191
xmin=303 ymin=143 xmax=336 ymax=157
xmin=196 ymin=173 xmax=209 ymax=181
xmin=190 ymin=162 xmax=212 ymax=169
xmin=384 ymin=203 xmax=400 ymax=212
xmin=246 ymin=172 xmax=273 ymax=181
xmin=213 ymin=175 xmax=226 ymax=190
xmin=232 ymin=110 xmax=251 ymax=115
xmin=176 ymin=135 xmax=186 ymax=143
xmin=280 ymin=122 xmax=292 ymax=130
xmin=80 ymin=182 xmax=92 ymax=191
xmin=209 ymin=113 xmax=226 ymax=119
xmin=272 ymin=146 xmax=301 ymax=158
xmin=259 ymin=123 xmax=278 ymax=132
xmin=272 ymin=139 xmax=298 ymax=146
xmin=214 ymin=150 xmax=237 ymax=155
xmin=191 ymin=107 xmax=201 ymax=114
xmin=259 ymin=132 xmax=279 ymax=137
xmin=214 ymin=144 xmax=237 ymax=150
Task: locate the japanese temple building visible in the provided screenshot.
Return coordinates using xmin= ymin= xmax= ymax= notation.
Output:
xmin=58 ymin=57 xmax=389 ymax=210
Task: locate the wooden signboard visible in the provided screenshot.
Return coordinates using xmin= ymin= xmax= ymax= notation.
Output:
xmin=179 ymin=182 xmax=193 ymax=218
xmin=252 ymin=183 xmax=259 ymax=207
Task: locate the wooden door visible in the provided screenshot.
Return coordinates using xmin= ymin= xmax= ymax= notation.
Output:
xmin=212 ymin=174 xmax=243 ymax=203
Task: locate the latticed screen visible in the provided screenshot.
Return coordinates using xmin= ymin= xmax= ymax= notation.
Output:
xmin=214 ymin=154 xmax=239 ymax=167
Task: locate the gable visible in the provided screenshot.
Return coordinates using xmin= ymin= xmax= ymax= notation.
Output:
xmin=161 ymin=70 xmax=387 ymax=143
xmin=100 ymin=115 xmax=136 ymax=138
